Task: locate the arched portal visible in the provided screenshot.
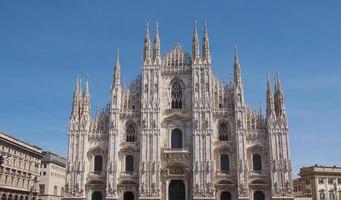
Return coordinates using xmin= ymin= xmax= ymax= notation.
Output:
xmin=91 ymin=191 xmax=102 ymax=200
xmin=221 ymin=191 xmax=231 ymax=200
xmin=169 ymin=180 xmax=185 ymax=200
xmin=254 ymin=191 xmax=265 ymax=200
xmin=124 ymin=191 xmax=134 ymax=200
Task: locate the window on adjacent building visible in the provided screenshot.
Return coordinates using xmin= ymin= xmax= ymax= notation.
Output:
xmin=125 ymin=155 xmax=134 ymax=172
xmin=319 ymin=178 xmax=324 ymax=184
xmin=171 ymin=81 xmax=183 ymax=109
xmin=338 ymin=178 xmax=341 ymax=184
xmin=252 ymin=154 xmax=262 ymax=171
xmin=320 ymin=190 xmax=325 ymax=200
xmin=94 ymin=155 xmax=103 ymax=172
xmin=329 ymin=178 xmax=334 ymax=184
xmin=54 ymin=186 xmax=58 ymax=195
xmin=330 ymin=191 xmax=336 ymax=200
xmin=43 ymin=172 xmax=46 ymax=176
xmin=171 ymin=129 xmax=183 ymax=148
xmin=220 ymin=154 xmax=230 ymax=173
xmin=306 ymin=178 xmax=310 ymax=185
xmin=39 ymin=184 xmax=45 ymax=195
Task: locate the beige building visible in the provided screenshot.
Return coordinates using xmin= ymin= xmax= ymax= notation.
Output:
xmin=0 ymin=132 xmax=43 ymax=200
xmin=293 ymin=165 xmax=341 ymax=200
xmin=38 ymin=151 xmax=66 ymax=200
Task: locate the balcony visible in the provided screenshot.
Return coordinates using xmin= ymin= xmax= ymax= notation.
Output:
xmin=162 ymin=148 xmax=190 ymax=161
xmin=88 ymin=171 xmax=105 ymax=179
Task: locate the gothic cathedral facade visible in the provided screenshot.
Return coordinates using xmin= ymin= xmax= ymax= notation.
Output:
xmin=64 ymin=21 xmax=294 ymax=200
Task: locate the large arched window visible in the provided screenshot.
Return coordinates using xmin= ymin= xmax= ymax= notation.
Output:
xmin=219 ymin=123 xmax=229 ymax=141
xmin=171 ymin=81 xmax=183 ymax=109
xmin=171 ymin=129 xmax=183 ymax=148
xmin=94 ymin=155 xmax=103 ymax=172
xmin=125 ymin=155 xmax=134 ymax=172
xmin=220 ymin=154 xmax=230 ymax=172
xmin=254 ymin=191 xmax=265 ymax=200
xmin=253 ymin=154 xmax=262 ymax=171
xmin=126 ymin=124 xmax=136 ymax=142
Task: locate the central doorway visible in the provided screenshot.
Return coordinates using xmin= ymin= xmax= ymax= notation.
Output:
xmin=221 ymin=191 xmax=231 ymax=200
xmin=124 ymin=191 xmax=134 ymax=200
xmin=91 ymin=191 xmax=102 ymax=200
xmin=169 ymin=180 xmax=185 ymax=200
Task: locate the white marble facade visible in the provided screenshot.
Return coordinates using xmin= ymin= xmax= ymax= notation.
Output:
xmin=64 ymin=21 xmax=294 ymax=200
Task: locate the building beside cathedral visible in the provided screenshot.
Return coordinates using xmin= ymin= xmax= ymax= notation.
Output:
xmin=64 ymin=21 xmax=294 ymax=200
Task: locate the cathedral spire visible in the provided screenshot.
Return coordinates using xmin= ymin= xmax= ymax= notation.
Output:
xmin=143 ymin=22 xmax=152 ymax=64
xmin=153 ymin=21 xmax=161 ymax=64
xmin=274 ymin=72 xmax=286 ymax=117
xmin=82 ymin=74 xmax=90 ymax=114
xmin=71 ymin=75 xmax=82 ymax=118
xmin=192 ymin=19 xmax=200 ymax=61
xmin=113 ymin=48 xmax=120 ymax=86
xmin=202 ymin=19 xmax=210 ymax=62
xmin=233 ymin=46 xmax=242 ymax=86
xmin=266 ymin=72 xmax=275 ymax=118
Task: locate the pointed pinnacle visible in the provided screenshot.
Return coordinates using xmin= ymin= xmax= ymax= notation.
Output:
xmin=145 ymin=22 xmax=150 ymax=41
xmin=276 ymin=72 xmax=282 ymax=91
xmin=115 ymin=48 xmax=120 ymax=67
xmin=154 ymin=21 xmax=160 ymax=44
xmin=234 ymin=45 xmax=239 ymax=64
xmin=267 ymin=72 xmax=272 ymax=90
xmin=84 ymin=74 xmax=89 ymax=97
xmin=204 ymin=18 xmax=208 ymax=35
xmin=194 ymin=18 xmax=198 ymax=38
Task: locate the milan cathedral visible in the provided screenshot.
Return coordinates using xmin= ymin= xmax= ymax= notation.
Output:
xmin=64 ymin=20 xmax=294 ymax=200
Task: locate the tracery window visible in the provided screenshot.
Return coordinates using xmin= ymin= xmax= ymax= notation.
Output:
xmin=171 ymin=129 xmax=183 ymax=148
xmin=252 ymin=154 xmax=262 ymax=171
xmin=220 ymin=154 xmax=230 ymax=173
xmin=126 ymin=124 xmax=136 ymax=142
xmin=171 ymin=81 xmax=183 ymax=109
xmin=125 ymin=155 xmax=134 ymax=172
xmin=219 ymin=123 xmax=229 ymax=141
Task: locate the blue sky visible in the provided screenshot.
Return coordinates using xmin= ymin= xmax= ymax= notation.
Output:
xmin=0 ymin=0 xmax=341 ymax=177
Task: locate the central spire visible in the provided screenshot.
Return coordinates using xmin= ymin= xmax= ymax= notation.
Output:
xmin=233 ymin=46 xmax=242 ymax=85
xmin=192 ymin=19 xmax=200 ymax=61
xmin=113 ymin=48 xmax=120 ymax=86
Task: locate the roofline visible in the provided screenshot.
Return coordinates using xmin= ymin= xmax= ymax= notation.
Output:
xmin=0 ymin=131 xmax=43 ymax=156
